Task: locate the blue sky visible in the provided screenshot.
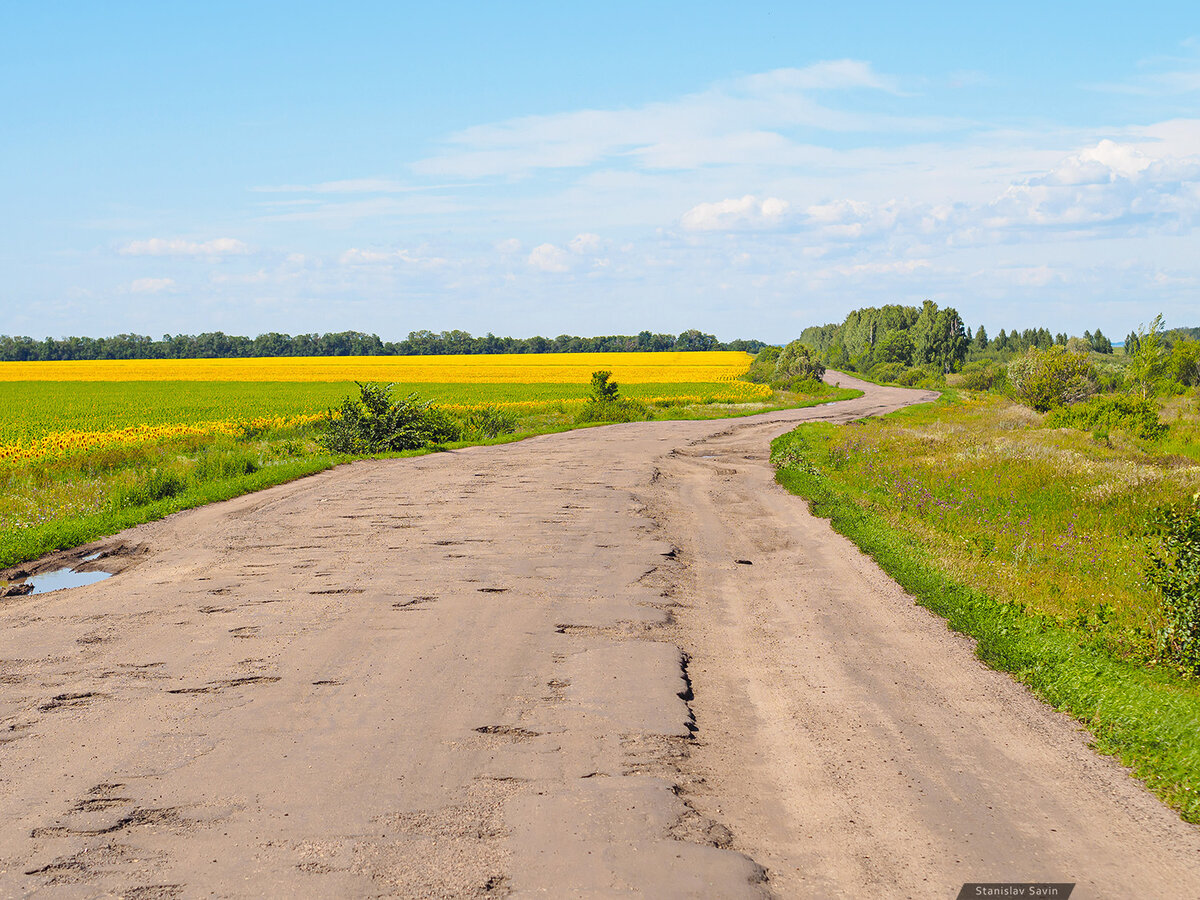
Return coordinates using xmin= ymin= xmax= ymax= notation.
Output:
xmin=2 ymin=2 xmax=1198 ymax=343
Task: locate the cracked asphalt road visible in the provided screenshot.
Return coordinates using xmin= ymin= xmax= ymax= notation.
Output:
xmin=2 ymin=375 xmax=1198 ymax=898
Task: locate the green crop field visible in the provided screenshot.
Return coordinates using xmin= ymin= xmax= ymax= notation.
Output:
xmin=0 ymin=380 xmax=775 ymax=445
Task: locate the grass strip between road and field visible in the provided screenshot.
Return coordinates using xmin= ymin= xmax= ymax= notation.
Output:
xmin=0 ymin=455 xmax=343 ymax=570
xmin=772 ymin=427 xmax=1200 ymax=824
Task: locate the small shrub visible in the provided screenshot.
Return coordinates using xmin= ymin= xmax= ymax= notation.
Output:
xmin=575 ymin=397 xmax=651 ymax=424
xmin=744 ymin=347 xmax=781 ymax=384
xmin=1008 ymin=346 xmax=1097 ymax=411
xmin=1147 ymin=496 xmax=1200 ymax=672
xmin=788 ymin=376 xmax=827 ymax=394
xmin=589 ymin=370 xmax=619 ymax=402
xmin=1045 ymin=396 xmax=1167 ymax=440
xmin=895 ymin=367 xmax=925 ymax=387
xmin=111 ymin=468 xmax=187 ymax=510
xmin=319 ymin=382 xmax=460 ymax=454
xmin=959 ymin=361 xmax=999 ymax=391
xmin=893 ymin=366 xmax=946 ymax=389
xmin=459 ymin=405 xmax=518 ymax=440
xmin=575 ymin=370 xmax=651 ymax=423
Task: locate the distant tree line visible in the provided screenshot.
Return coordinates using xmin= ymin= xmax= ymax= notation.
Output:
xmin=0 ymin=328 xmax=767 ymax=361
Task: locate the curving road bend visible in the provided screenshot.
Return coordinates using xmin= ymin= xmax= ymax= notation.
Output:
xmin=1 ymin=375 xmax=1198 ymax=898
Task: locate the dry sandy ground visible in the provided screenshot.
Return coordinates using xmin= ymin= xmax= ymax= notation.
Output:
xmin=2 ymin=375 xmax=1199 ymax=899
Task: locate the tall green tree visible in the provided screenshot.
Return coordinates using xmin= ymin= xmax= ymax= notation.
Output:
xmin=1128 ymin=314 xmax=1168 ymax=400
xmin=911 ymin=300 xmax=969 ymax=372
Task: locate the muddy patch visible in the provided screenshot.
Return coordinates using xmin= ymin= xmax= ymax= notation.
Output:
xmin=1 ymin=543 xmax=148 ymax=598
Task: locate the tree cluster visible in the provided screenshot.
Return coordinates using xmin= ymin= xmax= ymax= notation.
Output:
xmin=797 ymin=300 xmax=969 ymax=375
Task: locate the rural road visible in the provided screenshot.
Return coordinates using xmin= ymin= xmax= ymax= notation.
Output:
xmin=2 ymin=374 xmax=1199 ymax=898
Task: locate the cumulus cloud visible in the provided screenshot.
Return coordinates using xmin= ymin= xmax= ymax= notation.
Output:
xmin=120 ymin=237 xmax=249 ymax=257
xmin=681 ymin=195 xmax=790 ymax=231
xmin=130 ymin=277 xmax=176 ymax=294
xmin=986 ymin=137 xmax=1200 ymax=231
xmin=568 ymin=232 xmax=601 ymax=253
xmin=527 ymin=243 xmax=571 ymax=272
xmin=495 ymin=238 xmax=522 ymax=253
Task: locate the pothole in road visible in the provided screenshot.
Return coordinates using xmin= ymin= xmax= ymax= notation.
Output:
xmin=2 ymin=544 xmax=145 ymax=598
xmin=14 ymin=567 xmax=113 ymax=596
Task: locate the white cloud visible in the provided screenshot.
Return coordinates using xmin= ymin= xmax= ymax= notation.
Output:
xmin=986 ymin=137 xmax=1200 ymax=231
xmin=129 ymin=277 xmax=175 ymax=294
xmin=681 ymin=195 xmax=790 ymax=231
xmin=120 ymin=237 xmax=249 ymax=257
xmin=737 ymin=59 xmax=902 ymax=93
xmin=339 ymin=246 xmax=448 ymax=267
xmin=413 ymin=60 xmax=941 ymax=178
xmin=568 ymin=232 xmax=601 ymax=253
xmin=527 ymin=243 xmax=571 ymax=272
xmin=495 ymin=238 xmax=522 ymax=253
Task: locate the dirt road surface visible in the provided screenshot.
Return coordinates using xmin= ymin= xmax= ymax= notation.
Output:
xmin=2 ymin=375 xmax=1199 ymax=898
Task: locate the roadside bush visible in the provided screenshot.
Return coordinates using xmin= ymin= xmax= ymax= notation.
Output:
xmin=868 ymin=362 xmax=905 ymax=384
xmin=576 ymin=370 xmax=651 ymax=423
xmin=893 ymin=365 xmax=944 ymax=389
xmin=788 ymin=376 xmax=827 ymax=394
xmin=1045 ymin=396 xmax=1167 ymax=441
xmin=1008 ymin=346 xmax=1097 ymax=412
xmin=575 ymin=398 xmax=651 ymax=423
xmin=744 ymin=347 xmax=781 ymax=384
xmin=773 ymin=341 xmax=826 ymax=384
xmin=959 ymin=360 xmax=1000 ymax=391
xmin=319 ymin=382 xmax=460 ymax=454
xmin=589 ymin=369 xmax=619 ymax=402
xmin=1147 ymin=496 xmax=1200 ymax=672
xmin=458 ymin=405 xmax=518 ymax=440
xmin=1094 ymin=360 xmax=1127 ymax=394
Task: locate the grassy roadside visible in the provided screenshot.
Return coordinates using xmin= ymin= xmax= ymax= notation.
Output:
xmin=771 ymin=397 xmax=1200 ymax=823
xmin=1 ymin=453 xmax=341 ymax=570
xmin=1 ymin=383 xmax=862 ymax=575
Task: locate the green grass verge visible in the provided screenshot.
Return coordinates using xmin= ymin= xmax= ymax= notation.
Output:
xmin=772 ymin=427 xmax=1200 ymax=823
xmin=0 ymin=455 xmax=341 ymax=569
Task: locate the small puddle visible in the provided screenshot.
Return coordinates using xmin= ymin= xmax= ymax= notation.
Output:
xmin=23 ymin=568 xmax=113 ymax=595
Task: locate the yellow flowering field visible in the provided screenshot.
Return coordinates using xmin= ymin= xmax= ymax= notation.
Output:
xmin=0 ymin=352 xmax=767 ymax=466
xmin=0 ymin=351 xmax=755 ymax=383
